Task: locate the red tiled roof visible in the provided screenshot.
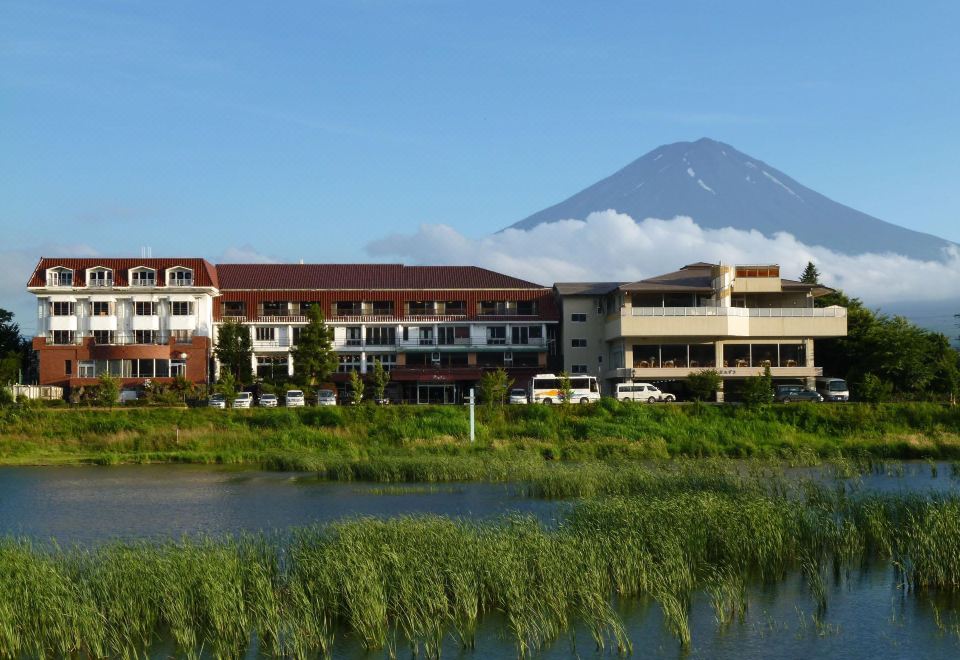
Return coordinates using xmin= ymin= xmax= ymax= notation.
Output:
xmin=215 ymin=264 xmax=546 ymax=290
xmin=27 ymin=258 xmax=219 ymax=288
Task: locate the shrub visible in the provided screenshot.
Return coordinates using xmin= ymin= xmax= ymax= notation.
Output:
xmin=0 ymin=387 xmax=12 ymax=407
xmin=859 ymin=373 xmax=893 ymax=403
xmin=96 ymin=374 xmax=121 ymax=407
xmin=687 ymin=369 xmax=721 ymax=402
xmin=740 ymin=367 xmax=774 ymax=406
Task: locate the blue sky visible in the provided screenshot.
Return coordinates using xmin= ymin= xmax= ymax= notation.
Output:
xmin=2 ymin=0 xmax=960 ymax=326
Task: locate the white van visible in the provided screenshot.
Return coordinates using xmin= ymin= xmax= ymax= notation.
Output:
xmin=815 ymin=377 xmax=850 ymax=402
xmin=615 ymin=382 xmax=676 ymax=403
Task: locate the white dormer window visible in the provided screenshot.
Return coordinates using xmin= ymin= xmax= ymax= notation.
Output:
xmin=167 ymin=268 xmax=194 ymax=287
xmin=87 ymin=267 xmax=113 ymax=287
xmin=130 ymin=268 xmax=157 ymax=287
xmin=47 ymin=267 xmax=73 ymax=287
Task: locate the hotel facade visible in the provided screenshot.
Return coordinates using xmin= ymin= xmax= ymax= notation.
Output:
xmin=555 ymin=263 xmax=848 ymax=400
xmin=27 ymin=259 xmax=560 ymax=403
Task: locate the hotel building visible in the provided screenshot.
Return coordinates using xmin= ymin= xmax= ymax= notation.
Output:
xmin=27 ymin=259 xmax=560 ymax=403
xmin=555 ymin=263 xmax=847 ymax=400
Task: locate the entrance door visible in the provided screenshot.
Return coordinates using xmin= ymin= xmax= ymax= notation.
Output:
xmin=416 ymin=384 xmax=458 ymax=404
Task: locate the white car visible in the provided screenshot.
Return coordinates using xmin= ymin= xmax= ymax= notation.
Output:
xmin=207 ymin=393 xmax=227 ymax=409
xmin=258 ymin=393 xmax=278 ymax=408
xmin=232 ymin=392 xmax=253 ymax=409
xmin=285 ymin=390 xmax=305 ymax=407
xmin=508 ymin=388 xmax=529 ymax=404
xmin=315 ymin=389 xmax=337 ymax=406
xmin=615 ymin=382 xmax=676 ymax=403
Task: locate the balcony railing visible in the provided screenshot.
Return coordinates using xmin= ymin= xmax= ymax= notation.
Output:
xmin=168 ymin=279 xmax=194 ymax=287
xmin=628 ymin=306 xmax=846 ymax=318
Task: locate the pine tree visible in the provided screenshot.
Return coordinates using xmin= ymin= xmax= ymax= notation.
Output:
xmin=799 ymin=261 xmax=821 ymax=285
xmin=349 ymin=369 xmax=365 ymax=404
xmin=371 ymin=359 xmax=390 ymax=403
xmin=291 ymin=304 xmax=338 ymax=386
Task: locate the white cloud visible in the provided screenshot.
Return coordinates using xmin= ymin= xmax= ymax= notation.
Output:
xmin=218 ymin=245 xmax=280 ymax=264
xmin=367 ymin=210 xmax=960 ymax=305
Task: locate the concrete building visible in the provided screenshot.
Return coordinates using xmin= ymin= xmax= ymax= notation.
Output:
xmin=555 ymin=263 xmax=847 ymax=400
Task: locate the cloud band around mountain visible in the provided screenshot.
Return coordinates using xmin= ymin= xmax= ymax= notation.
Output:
xmin=367 ymin=210 xmax=960 ymax=305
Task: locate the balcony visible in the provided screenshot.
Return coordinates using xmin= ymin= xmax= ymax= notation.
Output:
xmin=168 ymin=279 xmax=194 ymax=287
xmin=256 ymin=315 xmax=307 ymax=324
xmin=397 ymin=337 xmax=548 ymax=351
xmin=605 ymin=365 xmax=824 ymax=380
xmin=606 ymin=306 xmax=847 ymax=340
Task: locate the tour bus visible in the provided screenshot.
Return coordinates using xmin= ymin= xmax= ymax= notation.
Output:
xmin=815 ymin=377 xmax=850 ymax=402
xmin=528 ymin=373 xmax=601 ymax=404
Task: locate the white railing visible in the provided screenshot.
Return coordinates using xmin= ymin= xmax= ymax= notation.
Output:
xmin=256 ymin=315 xmax=307 ymax=323
xmin=629 ymin=306 xmax=846 ymax=318
xmin=168 ymin=279 xmax=194 ymax=287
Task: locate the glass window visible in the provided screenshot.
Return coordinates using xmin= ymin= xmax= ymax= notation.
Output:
xmin=134 ymin=330 xmax=156 ymax=344
xmin=155 ymin=360 xmax=170 ymax=378
xmin=134 ymin=302 xmax=155 ymax=316
xmin=571 ymin=338 xmax=587 ymax=348
xmin=78 ymin=361 xmax=95 ymax=378
xmin=48 ymin=269 xmax=73 ymax=286
xmin=366 ymin=326 xmax=396 ymax=346
xmin=723 ymin=344 xmax=751 ymax=368
xmin=171 ymin=330 xmax=192 ymax=344
xmin=170 ymin=359 xmax=187 ymax=377
xmin=222 ymin=301 xmax=246 ymax=317
xmin=337 ymin=355 xmax=361 ymax=372
xmin=255 ymin=327 xmax=276 ymax=342
xmin=661 ymin=344 xmax=688 ymax=368
xmin=752 ymin=344 xmax=779 ymax=368
xmin=632 ymin=345 xmax=660 ymax=368
xmin=52 ymin=301 xmax=74 ymax=316
xmin=407 ymin=301 xmax=434 ymax=315
xmin=442 ymin=301 xmax=466 ymax=315
xmin=689 ymin=344 xmax=715 ymax=368
xmin=52 ymin=331 xmax=74 ymax=345
xmin=92 ymin=330 xmax=114 ymax=344
xmin=131 ymin=270 xmax=156 ymax=287
xmin=345 ymin=326 xmax=362 ymax=345
xmin=335 ymin=301 xmax=362 ymax=316
xmin=262 ymin=301 xmax=288 ymax=315
xmin=88 ymin=269 xmax=112 ymax=286
xmin=91 ymin=301 xmax=111 ymax=316
xmin=64 ymin=359 xmax=72 ymax=376
xmin=780 ymin=343 xmax=806 ymax=368
xmin=516 ymin=301 xmax=536 ymax=315
xmin=571 ymin=364 xmax=588 ymax=374
xmin=570 ymin=313 xmax=587 ymax=322
xmin=486 ymin=326 xmax=506 ymax=345
xmin=171 ymin=301 xmax=193 ymax=316
xmin=371 ymin=301 xmax=395 ymax=315
xmin=168 ymin=269 xmax=193 ymax=286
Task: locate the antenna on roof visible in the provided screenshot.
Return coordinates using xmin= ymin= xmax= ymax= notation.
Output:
xmin=299 ymin=258 xmax=304 ymax=265
xmin=139 ymin=246 xmax=153 ymax=258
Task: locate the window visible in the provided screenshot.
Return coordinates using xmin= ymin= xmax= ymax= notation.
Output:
xmin=512 ymin=326 xmax=543 ymax=345
xmin=261 ymin=301 xmax=288 ymax=316
xmin=442 ymin=300 xmax=466 ymax=315
xmin=171 ymin=330 xmax=192 ymax=344
xmin=418 ymin=327 xmax=434 ymax=345
xmin=571 ymin=338 xmax=587 ymax=348
xmin=65 ymin=360 xmax=72 ymax=376
xmin=371 ymin=301 xmax=395 ymax=315
xmin=437 ymin=326 xmax=455 ymax=345
xmin=91 ymin=301 xmax=111 ymax=316
xmin=571 ymin=364 xmax=588 ymax=374
xmin=155 ymin=360 xmax=170 ymax=378
xmin=516 ymin=301 xmax=536 ymax=315
xmin=88 ymin=269 xmax=112 ymax=287
xmin=335 ymin=301 xmax=362 ymax=316
xmin=92 ymin=330 xmax=114 ymax=344
xmin=168 ymin=269 xmax=193 ymax=286
xmin=479 ymin=301 xmax=507 ymax=315
xmin=291 ymin=327 xmax=302 ymax=346
xmin=132 ymin=359 xmax=155 ymax=378
xmin=366 ymin=326 xmax=396 ymax=345
xmin=131 ymin=269 xmax=156 ymax=287
xmin=338 ymin=355 xmax=362 ymax=373
xmin=135 ymin=302 xmax=155 ymax=316
xmin=299 ymin=301 xmax=320 ymax=315
xmin=171 ymin=301 xmax=193 ymax=316
xmin=48 ymin=269 xmax=73 ymax=287
xmin=134 ymin=330 xmax=156 ymax=344
xmin=570 ymin=313 xmax=587 ymax=323
xmin=78 ymin=361 xmax=96 ymax=378
xmin=407 ymin=301 xmax=434 ymax=315
xmin=255 ymin=327 xmax=276 ymax=342
xmin=366 ymin=354 xmax=396 ymax=371
xmin=223 ymin=301 xmax=246 ymax=317
xmin=52 ymin=301 xmax=75 ymax=316
xmin=52 ymin=331 xmax=74 ymax=345
xmin=486 ymin=326 xmax=506 ymax=345
xmin=345 ymin=327 xmax=362 ymax=346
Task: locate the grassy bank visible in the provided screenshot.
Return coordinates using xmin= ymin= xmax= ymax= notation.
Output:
xmin=1 ymin=401 xmax=959 ymax=468
xmin=1 ymin=471 xmax=958 ymax=657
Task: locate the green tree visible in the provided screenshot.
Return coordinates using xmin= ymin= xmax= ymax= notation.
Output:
xmin=799 ymin=261 xmax=821 ymax=285
xmin=557 ymin=371 xmax=574 ymax=405
xmin=740 ymin=366 xmax=774 ymax=406
xmin=686 ymin=369 xmax=722 ymax=402
xmin=0 ymin=308 xmax=26 ymax=385
xmin=170 ymin=374 xmax=195 ymax=403
xmin=215 ymin=371 xmax=238 ymax=398
xmin=478 ymin=367 xmax=513 ymax=406
xmin=291 ymin=305 xmax=338 ymax=386
xmin=0 ymin=386 xmax=12 ymax=407
xmin=214 ymin=319 xmax=253 ymax=384
xmin=859 ymin=373 xmax=893 ymax=403
xmin=370 ymin=360 xmax=390 ymax=403
xmin=95 ymin=373 xmax=120 ymax=407
xmin=349 ymin=369 xmax=365 ymax=404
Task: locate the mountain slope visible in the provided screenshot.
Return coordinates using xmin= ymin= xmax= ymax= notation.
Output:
xmin=509 ymin=138 xmax=954 ymax=261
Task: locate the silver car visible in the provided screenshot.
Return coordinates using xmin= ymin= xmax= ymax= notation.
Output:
xmin=207 ymin=393 xmax=227 ymax=409
xmin=232 ymin=392 xmax=253 ymax=409
xmin=258 ymin=393 xmax=278 ymax=407
xmin=508 ymin=388 xmax=529 ymax=404
xmin=315 ymin=389 xmax=337 ymax=406
xmin=285 ymin=390 xmax=305 ymax=407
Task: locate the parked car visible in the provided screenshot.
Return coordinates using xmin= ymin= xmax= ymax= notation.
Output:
xmin=232 ymin=392 xmax=253 ymax=409
xmin=615 ymin=382 xmax=676 ymax=403
xmin=207 ymin=393 xmax=227 ymax=409
xmin=508 ymin=388 xmax=529 ymax=404
xmin=284 ymin=390 xmax=306 ymax=407
xmin=258 ymin=393 xmax=278 ymax=407
xmin=315 ymin=389 xmax=337 ymax=406
xmin=774 ymin=385 xmax=823 ymax=403
xmin=815 ymin=377 xmax=850 ymax=402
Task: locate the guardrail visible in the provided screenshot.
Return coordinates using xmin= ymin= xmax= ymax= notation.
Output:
xmin=629 ymin=306 xmax=846 ymax=318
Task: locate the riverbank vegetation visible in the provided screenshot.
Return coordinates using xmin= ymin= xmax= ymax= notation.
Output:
xmin=0 ymin=400 xmax=959 ymax=468
xmin=1 ymin=467 xmax=958 ymax=657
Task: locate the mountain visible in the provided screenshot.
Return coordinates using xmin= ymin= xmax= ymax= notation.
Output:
xmin=508 ymin=138 xmax=955 ymax=261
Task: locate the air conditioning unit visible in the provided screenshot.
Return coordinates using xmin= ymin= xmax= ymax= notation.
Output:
xmin=431 ymin=352 xmax=441 ymax=364
xmin=504 ymin=352 xmax=513 ymax=365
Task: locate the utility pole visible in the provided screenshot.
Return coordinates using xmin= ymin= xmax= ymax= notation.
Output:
xmin=468 ymin=388 xmax=475 ymax=443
